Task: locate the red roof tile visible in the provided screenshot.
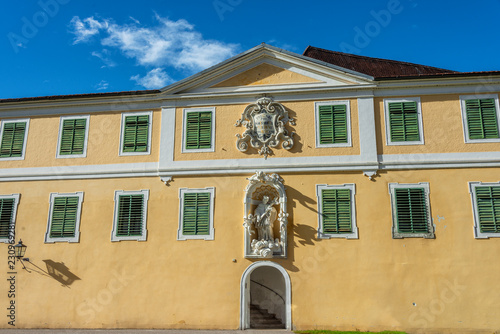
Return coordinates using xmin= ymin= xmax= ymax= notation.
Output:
xmin=303 ymin=46 xmax=458 ymax=78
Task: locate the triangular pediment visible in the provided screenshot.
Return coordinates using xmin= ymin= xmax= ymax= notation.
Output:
xmin=211 ymin=63 xmax=321 ymax=87
xmin=160 ymin=44 xmax=375 ymax=96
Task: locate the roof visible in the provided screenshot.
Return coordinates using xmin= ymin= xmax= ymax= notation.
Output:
xmin=0 ymin=89 xmax=160 ymax=104
xmin=2 ymin=44 xmax=500 ymax=104
xmin=303 ymin=46 xmax=458 ymax=78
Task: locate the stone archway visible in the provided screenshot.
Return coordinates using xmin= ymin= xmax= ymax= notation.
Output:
xmin=240 ymin=261 xmax=291 ymax=330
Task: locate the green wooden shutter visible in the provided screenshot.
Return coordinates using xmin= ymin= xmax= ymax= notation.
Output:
xmin=0 ymin=122 xmax=26 ymax=158
xmin=60 ymin=118 xmax=86 ymax=155
xmin=394 ymin=188 xmax=428 ymax=233
xmin=123 ymin=115 xmax=149 ymax=152
xmin=318 ymin=105 xmax=348 ymax=144
xmin=475 ymin=186 xmax=500 ymax=233
xmin=321 ymin=189 xmax=352 ymax=234
xmin=465 ymin=99 xmax=499 ymax=139
xmin=388 ymin=101 xmax=420 ymax=142
xmin=116 ymin=195 xmax=144 ymax=236
xmin=49 ymin=197 xmax=79 ymax=238
xmin=182 ymin=192 xmax=210 ymax=235
xmin=185 ymin=112 xmax=212 ymax=149
xmin=0 ymin=198 xmax=15 ymax=239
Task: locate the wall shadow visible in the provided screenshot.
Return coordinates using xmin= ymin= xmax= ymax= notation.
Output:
xmin=279 ymin=184 xmax=320 ymax=273
xmin=286 ymin=108 xmax=303 ymax=154
xmin=23 ymin=259 xmax=81 ymax=288
xmin=43 ymin=260 xmax=81 ymax=286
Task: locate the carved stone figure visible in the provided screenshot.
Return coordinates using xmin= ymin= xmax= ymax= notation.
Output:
xmin=254 ymin=195 xmax=278 ymax=241
xmin=243 ymin=171 xmax=288 ymax=259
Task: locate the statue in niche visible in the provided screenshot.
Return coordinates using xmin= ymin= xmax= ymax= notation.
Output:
xmin=243 ymin=171 xmax=288 ymax=259
xmin=254 ymin=195 xmax=278 ymax=241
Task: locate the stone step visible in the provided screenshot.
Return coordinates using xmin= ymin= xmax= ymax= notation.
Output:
xmin=249 ymin=304 xmax=284 ymax=329
xmin=250 ymin=322 xmax=286 ymax=329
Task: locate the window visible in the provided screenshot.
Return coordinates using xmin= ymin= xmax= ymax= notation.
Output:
xmin=0 ymin=119 xmax=30 ymax=160
xmin=316 ymin=184 xmax=358 ymax=239
xmin=314 ymin=101 xmax=352 ymax=147
xmin=112 ymin=190 xmax=149 ymax=241
xmin=0 ymin=194 xmax=20 ymax=244
xmin=460 ymin=94 xmax=500 ymax=143
xmin=45 ymin=192 xmax=84 ymax=243
xmin=182 ymin=108 xmax=215 ymax=153
xmin=469 ymin=182 xmax=500 ymax=238
xmin=119 ymin=111 xmax=152 ymax=155
xmin=56 ymin=115 xmax=90 ymax=158
xmin=384 ymin=98 xmax=424 ymax=145
xmin=178 ymin=187 xmax=215 ymax=240
xmin=389 ymin=183 xmax=434 ymax=238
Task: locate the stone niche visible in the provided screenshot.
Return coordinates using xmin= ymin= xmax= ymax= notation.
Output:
xmin=243 ymin=171 xmax=288 ymax=258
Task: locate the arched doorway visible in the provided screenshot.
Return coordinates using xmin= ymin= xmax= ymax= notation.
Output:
xmin=240 ymin=261 xmax=291 ymax=330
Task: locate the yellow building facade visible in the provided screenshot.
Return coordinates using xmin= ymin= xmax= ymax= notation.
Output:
xmin=1 ymin=44 xmax=500 ymax=333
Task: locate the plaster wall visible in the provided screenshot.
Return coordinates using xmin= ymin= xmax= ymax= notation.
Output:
xmin=173 ymin=99 xmax=360 ymax=161
xmin=0 ymin=168 xmax=499 ymax=332
xmin=375 ymin=93 xmax=500 ymax=154
xmin=212 ymin=63 xmax=321 ymax=87
xmin=0 ymin=109 xmax=161 ymax=169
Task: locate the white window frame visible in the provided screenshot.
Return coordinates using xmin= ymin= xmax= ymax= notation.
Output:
xmin=389 ymin=182 xmax=434 ymax=239
xmin=178 ymin=187 xmax=215 ymax=240
xmin=111 ymin=189 xmax=149 ymax=242
xmin=384 ymin=97 xmax=424 ymax=146
xmin=181 ymin=107 xmax=216 ymax=153
xmin=119 ymin=111 xmax=153 ymax=156
xmin=469 ymin=181 xmax=500 ymax=238
xmin=44 ymin=192 xmax=84 ymax=243
xmin=0 ymin=118 xmax=30 ymax=160
xmin=460 ymin=94 xmax=500 ymax=143
xmin=314 ymin=100 xmax=352 ymax=148
xmin=0 ymin=194 xmax=20 ymax=244
xmin=56 ymin=115 xmax=90 ymax=159
xmin=316 ymin=183 xmax=358 ymax=239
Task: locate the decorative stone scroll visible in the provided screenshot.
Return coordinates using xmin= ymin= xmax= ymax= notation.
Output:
xmin=243 ymin=171 xmax=288 ymax=258
xmin=235 ymin=97 xmax=295 ymax=159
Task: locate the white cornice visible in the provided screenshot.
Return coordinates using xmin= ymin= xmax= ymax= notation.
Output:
xmin=2 ymin=151 xmax=500 ymax=182
xmin=159 ymin=44 xmax=374 ymax=96
xmin=0 ymin=94 xmax=163 ymax=116
xmin=0 ymin=162 xmax=158 ymax=182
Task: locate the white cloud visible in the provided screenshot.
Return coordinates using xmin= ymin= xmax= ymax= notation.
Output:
xmin=129 ymin=16 xmax=140 ymax=25
xmin=95 ymin=80 xmax=109 ymax=90
xmin=266 ymin=39 xmax=298 ymax=52
xmin=69 ymin=14 xmax=239 ymax=73
xmin=131 ymin=68 xmax=174 ymax=89
xmin=91 ymin=49 xmax=116 ymax=67
xmin=70 ymin=16 xmax=108 ymax=44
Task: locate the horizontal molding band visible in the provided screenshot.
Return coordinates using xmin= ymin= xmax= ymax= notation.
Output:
xmin=3 ymin=83 xmax=500 ymax=117
xmin=0 ymin=162 xmax=159 ymax=182
xmin=165 ymin=155 xmax=377 ymax=170
xmin=1 ymin=152 xmax=499 ymax=182
xmin=379 ymin=152 xmax=500 ymax=165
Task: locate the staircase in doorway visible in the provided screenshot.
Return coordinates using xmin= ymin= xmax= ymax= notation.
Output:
xmin=250 ymin=303 xmax=285 ymax=329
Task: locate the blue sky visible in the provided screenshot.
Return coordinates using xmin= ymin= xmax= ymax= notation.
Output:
xmin=1 ymin=0 xmax=500 ymax=99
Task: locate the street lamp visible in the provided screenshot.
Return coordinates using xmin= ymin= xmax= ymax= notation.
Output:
xmin=14 ymin=240 xmax=27 ymax=259
xmin=13 ymin=240 xmax=29 ymax=269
